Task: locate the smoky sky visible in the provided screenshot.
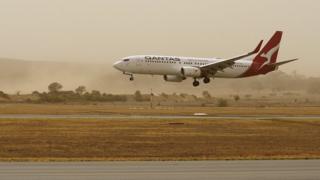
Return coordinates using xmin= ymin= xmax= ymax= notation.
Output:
xmin=0 ymin=0 xmax=319 ymax=75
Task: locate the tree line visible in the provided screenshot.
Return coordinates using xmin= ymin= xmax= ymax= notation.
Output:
xmin=32 ymin=82 xmax=128 ymax=103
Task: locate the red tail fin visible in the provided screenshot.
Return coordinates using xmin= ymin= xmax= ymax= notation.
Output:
xmin=242 ymin=31 xmax=283 ymax=76
xmin=256 ymin=31 xmax=282 ymax=65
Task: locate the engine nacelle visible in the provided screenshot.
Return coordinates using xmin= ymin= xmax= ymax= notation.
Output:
xmin=181 ymin=67 xmax=202 ymax=77
xmin=164 ymin=75 xmax=185 ymax=82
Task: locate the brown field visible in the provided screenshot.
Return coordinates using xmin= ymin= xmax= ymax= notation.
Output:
xmin=0 ymin=118 xmax=319 ymax=161
xmin=0 ymin=103 xmax=320 ymax=116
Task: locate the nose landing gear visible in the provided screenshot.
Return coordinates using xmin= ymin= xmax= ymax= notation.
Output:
xmin=123 ymin=72 xmax=134 ymax=81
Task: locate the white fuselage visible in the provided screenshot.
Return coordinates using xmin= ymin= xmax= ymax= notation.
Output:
xmin=112 ymin=31 xmax=295 ymax=87
xmin=114 ymin=55 xmax=253 ymax=78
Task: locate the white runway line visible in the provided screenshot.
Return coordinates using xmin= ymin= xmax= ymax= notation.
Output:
xmin=0 ymin=114 xmax=320 ymax=120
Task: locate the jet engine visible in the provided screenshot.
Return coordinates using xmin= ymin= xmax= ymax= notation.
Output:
xmin=181 ymin=67 xmax=202 ymax=77
xmin=163 ymin=75 xmax=185 ymax=82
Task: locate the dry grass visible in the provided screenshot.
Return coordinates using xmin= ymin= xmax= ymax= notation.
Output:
xmin=0 ymin=118 xmax=319 ymax=161
xmin=0 ymin=103 xmax=320 ymax=116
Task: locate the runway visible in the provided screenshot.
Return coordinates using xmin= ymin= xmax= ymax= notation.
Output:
xmin=0 ymin=160 xmax=319 ymax=180
xmin=0 ymin=114 xmax=320 ymax=120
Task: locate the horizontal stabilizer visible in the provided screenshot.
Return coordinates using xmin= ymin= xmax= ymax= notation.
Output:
xmin=270 ymin=58 xmax=298 ymax=67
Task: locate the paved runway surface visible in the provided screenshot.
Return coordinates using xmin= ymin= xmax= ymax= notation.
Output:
xmin=0 ymin=160 xmax=319 ymax=180
xmin=0 ymin=114 xmax=320 ymax=120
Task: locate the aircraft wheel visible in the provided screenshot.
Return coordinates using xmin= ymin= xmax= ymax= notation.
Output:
xmin=193 ymin=80 xmax=200 ymax=87
xmin=203 ymin=77 xmax=210 ymax=84
xmin=129 ymin=76 xmax=134 ymax=81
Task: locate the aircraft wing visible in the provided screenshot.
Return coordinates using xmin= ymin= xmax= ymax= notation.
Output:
xmin=200 ymin=40 xmax=263 ymax=73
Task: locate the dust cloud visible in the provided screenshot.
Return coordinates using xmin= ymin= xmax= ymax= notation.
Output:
xmin=0 ymin=58 xmax=318 ymax=96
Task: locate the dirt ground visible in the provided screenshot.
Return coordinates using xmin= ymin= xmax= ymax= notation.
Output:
xmin=0 ymin=118 xmax=319 ymax=161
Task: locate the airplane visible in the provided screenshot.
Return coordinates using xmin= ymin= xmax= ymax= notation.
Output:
xmin=113 ymin=31 xmax=297 ymax=87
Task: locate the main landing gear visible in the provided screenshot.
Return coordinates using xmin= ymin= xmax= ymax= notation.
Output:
xmin=193 ymin=79 xmax=200 ymax=87
xmin=203 ymin=77 xmax=210 ymax=84
xmin=193 ymin=77 xmax=210 ymax=87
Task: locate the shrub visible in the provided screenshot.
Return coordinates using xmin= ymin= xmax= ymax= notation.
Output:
xmin=48 ymin=82 xmax=63 ymax=93
xmin=134 ymin=90 xmax=143 ymax=101
xmin=202 ymin=91 xmax=211 ymax=99
xmin=75 ymin=86 xmax=86 ymax=95
xmin=0 ymin=91 xmax=10 ymax=100
xmin=233 ymin=95 xmax=240 ymax=101
xmin=217 ymin=98 xmax=228 ymax=107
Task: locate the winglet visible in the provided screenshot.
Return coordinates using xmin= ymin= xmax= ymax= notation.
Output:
xmin=252 ymin=40 xmax=263 ymax=54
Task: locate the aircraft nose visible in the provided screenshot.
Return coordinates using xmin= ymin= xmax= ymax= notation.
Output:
xmin=113 ymin=61 xmax=122 ymax=70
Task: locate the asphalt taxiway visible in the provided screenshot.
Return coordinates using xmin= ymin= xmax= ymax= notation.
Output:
xmin=0 ymin=160 xmax=319 ymax=180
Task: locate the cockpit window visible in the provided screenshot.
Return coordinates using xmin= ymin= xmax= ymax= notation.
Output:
xmin=123 ymin=59 xmax=130 ymax=62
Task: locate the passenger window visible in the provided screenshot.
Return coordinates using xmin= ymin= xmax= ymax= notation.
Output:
xmin=123 ymin=59 xmax=130 ymax=62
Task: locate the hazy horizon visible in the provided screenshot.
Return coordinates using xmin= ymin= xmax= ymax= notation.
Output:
xmin=0 ymin=0 xmax=319 ymax=76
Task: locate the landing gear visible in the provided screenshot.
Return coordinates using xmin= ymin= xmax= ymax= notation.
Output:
xmin=123 ymin=72 xmax=134 ymax=81
xmin=129 ymin=75 xmax=134 ymax=81
xmin=193 ymin=79 xmax=200 ymax=87
xmin=203 ymin=77 xmax=210 ymax=84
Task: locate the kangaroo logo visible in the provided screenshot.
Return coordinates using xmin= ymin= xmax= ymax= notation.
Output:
xmin=258 ymin=44 xmax=280 ymax=70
